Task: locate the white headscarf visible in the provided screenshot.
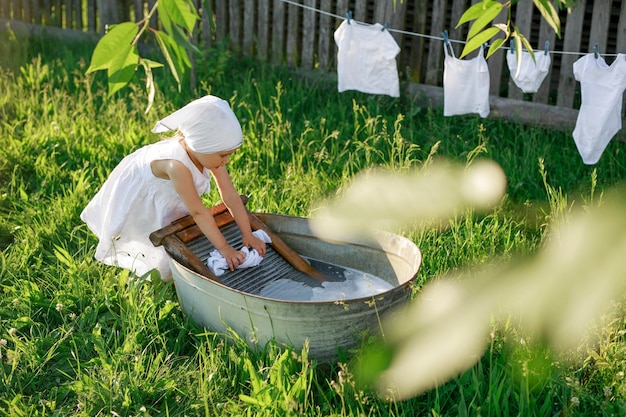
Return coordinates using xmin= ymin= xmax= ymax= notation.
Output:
xmin=151 ymin=95 xmax=242 ymax=154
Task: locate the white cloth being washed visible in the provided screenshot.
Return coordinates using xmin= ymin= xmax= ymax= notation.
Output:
xmin=206 ymin=229 xmax=272 ymax=276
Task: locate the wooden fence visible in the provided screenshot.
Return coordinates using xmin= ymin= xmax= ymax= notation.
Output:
xmin=2 ymin=0 xmax=626 ymax=128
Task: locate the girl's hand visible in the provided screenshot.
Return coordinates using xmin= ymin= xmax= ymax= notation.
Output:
xmin=218 ymin=245 xmax=247 ymax=271
xmin=243 ymin=234 xmax=267 ymax=257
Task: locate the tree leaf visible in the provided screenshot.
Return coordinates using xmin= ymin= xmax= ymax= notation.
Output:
xmin=460 ymin=27 xmax=500 ymax=58
xmin=154 ymin=30 xmax=182 ymax=90
xmin=106 ymin=44 xmax=139 ymax=96
xmin=161 ymin=0 xmax=198 ymax=33
xmin=158 ymin=0 xmax=200 ymax=53
xmin=486 ymin=38 xmax=505 ymax=59
xmin=86 ymin=22 xmax=138 ymax=74
xmin=141 ymin=58 xmax=164 ymax=69
xmin=139 ymin=59 xmax=156 ymax=114
xmin=512 ymin=27 xmax=523 ymax=79
xmin=467 ymin=2 xmax=503 ymax=40
xmin=456 ymin=0 xmax=497 ymax=28
xmin=533 ymin=0 xmax=561 ymax=37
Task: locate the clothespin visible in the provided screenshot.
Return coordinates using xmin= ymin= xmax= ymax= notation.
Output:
xmin=381 ymin=22 xmax=390 ymax=31
xmin=510 ymin=39 xmax=515 ymax=54
xmin=594 ymin=43 xmax=599 ymax=59
xmin=544 ymin=40 xmax=550 ymax=56
xmin=346 ymin=10 xmax=352 ymax=24
xmin=441 ymin=30 xmax=450 ymax=46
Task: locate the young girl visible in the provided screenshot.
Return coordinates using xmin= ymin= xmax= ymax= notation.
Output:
xmin=81 ymin=95 xmax=266 ymax=281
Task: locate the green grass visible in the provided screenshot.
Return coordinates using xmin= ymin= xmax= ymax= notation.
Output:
xmin=1 ymin=29 xmax=626 ymax=416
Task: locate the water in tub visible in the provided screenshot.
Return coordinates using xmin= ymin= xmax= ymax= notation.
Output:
xmin=258 ymin=257 xmax=394 ymax=302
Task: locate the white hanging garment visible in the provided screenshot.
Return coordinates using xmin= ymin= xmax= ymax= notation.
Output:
xmin=507 ymin=50 xmax=551 ymax=93
xmin=443 ymin=42 xmax=490 ymax=118
xmin=572 ymin=53 xmax=626 ymax=165
xmin=334 ymin=19 xmax=401 ymax=97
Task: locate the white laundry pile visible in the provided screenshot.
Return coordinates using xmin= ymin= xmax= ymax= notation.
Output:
xmin=443 ymin=43 xmax=490 ymax=118
xmin=206 ymin=229 xmax=272 ymax=276
xmin=507 ymin=50 xmax=551 ymax=93
xmin=572 ymin=53 xmax=626 ymax=165
xmin=334 ymin=19 xmax=401 ymax=97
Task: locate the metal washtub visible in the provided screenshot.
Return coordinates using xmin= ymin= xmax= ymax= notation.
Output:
xmin=151 ymin=200 xmax=422 ymax=360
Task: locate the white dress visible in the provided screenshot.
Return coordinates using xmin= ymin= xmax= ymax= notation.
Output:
xmin=443 ymin=44 xmax=490 ymax=118
xmin=507 ymin=50 xmax=551 ymax=93
xmin=572 ymin=53 xmax=626 ymax=165
xmin=334 ymin=20 xmax=401 ymax=97
xmin=81 ymin=138 xmax=211 ymax=280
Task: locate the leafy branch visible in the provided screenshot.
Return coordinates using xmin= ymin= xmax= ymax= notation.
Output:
xmin=457 ymin=0 xmax=577 ymax=71
xmin=86 ymin=0 xmax=204 ymax=113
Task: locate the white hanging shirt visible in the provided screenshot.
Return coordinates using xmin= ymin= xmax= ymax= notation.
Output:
xmin=507 ymin=50 xmax=551 ymax=93
xmin=572 ymin=53 xmax=626 ymax=165
xmin=334 ymin=20 xmax=400 ymax=97
xmin=443 ymin=43 xmax=490 ymax=118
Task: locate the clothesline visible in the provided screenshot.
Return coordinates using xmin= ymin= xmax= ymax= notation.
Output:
xmin=278 ymin=0 xmax=621 ymax=58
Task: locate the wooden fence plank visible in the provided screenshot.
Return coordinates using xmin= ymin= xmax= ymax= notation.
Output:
xmin=33 ymin=0 xmax=42 ymax=23
xmin=147 ymin=0 xmax=156 ymax=29
xmin=373 ymin=0 xmax=385 ymax=24
xmin=301 ymin=0 xmax=316 ymax=70
xmin=243 ymin=0 xmax=254 ymax=55
xmin=449 ymin=0 xmax=468 ymax=58
xmin=617 ymin=0 xmax=626 ymax=51
xmin=353 ymin=0 xmax=366 ymax=22
xmin=75 ymin=0 xmax=82 ymax=29
xmin=286 ymin=0 xmax=299 ymax=66
xmin=408 ymin=1 xmax=427 ymax=82
xmin=316 ymin=0 xmax=331 ymax=70
xmin=87 ymin=0 xmax=95 ymax=31
xmin=507 ymin=0 xmax=533 ymax=100
xmin=588 ymin=1 xmax=611 ymax=53
xmin=257 ymin=0 xmax=269 ymax=60
xmin=488 ymin=7 xmax=507 ymax=97
xmin=229 ymin=0 xmax=242 ymax=52
xmin=133 ymin=0 xmax=141 ymax=22
xmin=556 ymin=0 xmax=586 ymax=108
xmin=533 ymin=13 xmax=557 ymax=104
xmin=386 ymin=0 xmax=407 ymax=49
xmin=335 ymin=0 xmax=348 ymax=22
xmin=65 ymin=0 xmax=73 ymax=28
xmin=425 ymin=0 xmax=445 ymax=85
xmin=41 ymin=0 xmax=51 ymax=25
xmin=215 ymin=0 xmax=227 ymax=43
xmin=199 ymin=0 xmax=212 ymax=47
xmin=271 ymin=0 xmax=285 ymax=63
